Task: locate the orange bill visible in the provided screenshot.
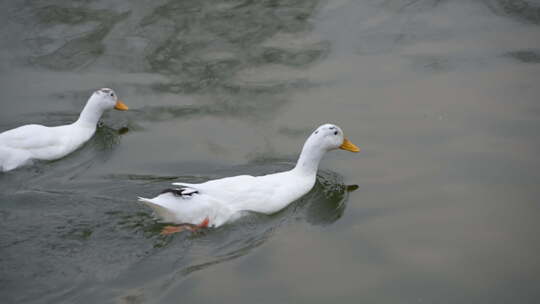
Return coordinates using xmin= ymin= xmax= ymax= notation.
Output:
xmin=339 ymin=138 xmax=360 ymax=152
xmin=114 ymin=100 xmax=128 ymax=111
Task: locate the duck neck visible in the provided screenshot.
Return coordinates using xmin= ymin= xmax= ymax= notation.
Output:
xmin=293 ymin=138 xmax=326 ymax=177
xmin=75 ymin=98 xmax=104 ymax=128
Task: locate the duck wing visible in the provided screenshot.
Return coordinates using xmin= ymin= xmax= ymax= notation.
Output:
xmin=0 ymin=124 xmax=62 ymax=151
xmin=172 ymin=174 xmax=288 ymax=214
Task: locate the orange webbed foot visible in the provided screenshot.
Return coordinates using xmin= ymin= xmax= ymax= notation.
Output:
xmin=160 ymin=218 xmax=211 ymax=235
xmin=198 ymin=217 xmax=210 ymax=228
xmin=161 ymin=225 xmax=193 ymax=235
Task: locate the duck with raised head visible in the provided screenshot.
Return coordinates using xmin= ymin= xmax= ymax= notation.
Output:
xmin=138 ymin=123 xmax=360 ymax=234
xmin=0 ymin=88 xmax=128 ymax=172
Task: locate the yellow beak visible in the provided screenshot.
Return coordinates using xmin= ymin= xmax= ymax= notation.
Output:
xmin=339 ymin=138 xmax=360 ymax=152
xmin=114 ymin=100 xmax=128 ymax=111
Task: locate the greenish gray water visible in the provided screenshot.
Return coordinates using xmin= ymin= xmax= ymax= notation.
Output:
xmin=1 ymin=0 xmax=540 ymax=303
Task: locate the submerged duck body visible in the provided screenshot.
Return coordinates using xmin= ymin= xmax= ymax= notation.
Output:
xmin=138 ymin=124 xmax=360 ymax=229
xmin=0 ymin=88 xmax=128 ymax=172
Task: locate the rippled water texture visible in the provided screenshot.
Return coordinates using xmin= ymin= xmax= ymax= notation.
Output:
xmin=1 ymin=0 xmax=540 ymax=303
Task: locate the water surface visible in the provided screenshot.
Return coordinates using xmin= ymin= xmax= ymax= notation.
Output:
xmin=1 ymin=0 xmax=540 ymax=303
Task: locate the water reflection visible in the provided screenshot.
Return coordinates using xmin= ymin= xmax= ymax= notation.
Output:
xmin=505 ymin=49 xmax=540 ymax=63
xmin=30 ymin=5 xmax=130 ymax=70
xmin=484 ymin=0 xmax=540 ymax=24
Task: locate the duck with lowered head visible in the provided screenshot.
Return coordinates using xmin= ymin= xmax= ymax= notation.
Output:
xmin=138 ymin=123 xmax=360 ymax=234
xmin=0 ymin=88 xmax=128 ymax=172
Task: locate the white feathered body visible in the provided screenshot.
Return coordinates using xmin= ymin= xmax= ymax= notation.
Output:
xmin=138 ymin=170 xmax=316 ymax=227
xmin=0 ymin=123 xmax=95 ymax=172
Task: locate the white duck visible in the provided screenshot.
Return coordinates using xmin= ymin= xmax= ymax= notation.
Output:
xmin=0 ymin=88 xmax=128 ymax=172
xmin=138 ymin=123 xmax=360 ymax=234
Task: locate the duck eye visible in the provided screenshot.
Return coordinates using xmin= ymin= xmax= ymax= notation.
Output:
xmin=314 ymin=131 xmax=319 ymax=134
xmin=334 ymin=131 xmax=338 ymax=135
xmin=110 ymin=93 xmax=114 ymax=97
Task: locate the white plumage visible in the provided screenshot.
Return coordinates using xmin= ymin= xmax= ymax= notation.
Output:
xmin=0 ymin=88 xmax=128 ymax=172
xmin=138 ymin=123 xmax=360 ymax=228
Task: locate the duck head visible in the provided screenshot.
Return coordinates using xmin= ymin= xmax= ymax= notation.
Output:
xmin=308 ymin=124 xmax=360 ymax=153
xmin=76 ymin=88 xmax=128 ymax=126
xmin=294 ymin=124 xmax=359 ymax=176
xmin=88 ymin=88 xmax=128 ymax=111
